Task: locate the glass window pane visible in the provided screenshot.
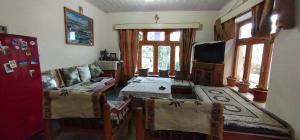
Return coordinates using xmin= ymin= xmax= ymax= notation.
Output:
xmin=147 ymin=32 xmax=165 ymax=41
xmin=249 ymin=44 xmax=264 ymax=87
xmin=271 ymin=14 xmax=278 ymax=34
xmin=158 ymin=46 xmax=170 ymax=70
xmin=139 ymin=31 xmax=143 ymax=41
xmin=175 ymin=46 xmax=180 ymax=71
xmin=239 ymin=23 xmax=252 ymax=39
xmin=142 ymin=45 xmax=154 ymax=72
xmin=170 ymin=31 xmax=181 ymax=41
xmin=237 ymin=45 xmax=247 ymax=81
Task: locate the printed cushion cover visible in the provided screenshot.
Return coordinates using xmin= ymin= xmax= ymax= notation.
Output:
xmin=77 ymin=65 xmax=92 ymax=82
xmin=89 ymin=63 xmax=103 ymax=78
xmin=61 ymin=67 xmax=81 ymax=87
xmin=42 ymin=70 xmax=58 ymax=90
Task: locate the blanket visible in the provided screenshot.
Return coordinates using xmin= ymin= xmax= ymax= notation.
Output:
xmin=145 ymin=99 xmax=223 ymax=139
xmin=43 ymin=79 xmax=112 ymax=119
xmin=194 ymin=86 xmax=292 ymax=136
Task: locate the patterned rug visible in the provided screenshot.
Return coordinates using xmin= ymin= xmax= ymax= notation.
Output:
xmin=194 ymin=86 xmax=292 ymax=137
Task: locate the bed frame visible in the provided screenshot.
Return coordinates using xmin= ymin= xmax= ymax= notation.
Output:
xmin=44 ymin=80 xmax=133 ymax=140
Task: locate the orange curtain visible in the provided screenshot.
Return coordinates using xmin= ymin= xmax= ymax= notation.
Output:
xmin=251 ymin=0 xmax=274 ymax=37
xmin=274 ymin=0 xmax=295 ymax=29
xmin=119 ymin=29 xmax=139 ymax=84
xmin=214 ymin=18 xmax=236 ymax=41
xmin=180 ymin=29 xmax=196 ymax=80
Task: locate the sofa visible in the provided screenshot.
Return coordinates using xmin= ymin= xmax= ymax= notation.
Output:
xmin=41 ymin=62 xmax=132 ymax=140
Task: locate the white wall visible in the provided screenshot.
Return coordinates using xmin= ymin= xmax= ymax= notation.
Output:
xmin=266 ymin=0 xmax=300 ymax=139
xmin=106 ymin=11 xmax=219 ymax=56
xmin=0 ymin=0 xmax=108 ymax=71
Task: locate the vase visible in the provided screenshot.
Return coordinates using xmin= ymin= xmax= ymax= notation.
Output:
xmin=252 ymin=88 xmax=268 ymax=102
xmin=238 ymin=82 xmax=250 ymax=93
xmin=227 ymin=77 xmax=237 ymax=87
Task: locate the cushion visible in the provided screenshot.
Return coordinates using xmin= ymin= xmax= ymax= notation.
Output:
xmin=42 ymin=71 xmax=58 ymax=90
xmin=89 ymin=63 xmax=104 ymax=78
xmin=175 ymin=71 xmax=185 ymax=80
xmin=139 ymin=68 xmax=148 ymax=77
xmin=77 ymin=65 xmax=91 ymax=82
xmin=159 ymin=70 xmax=169 ymax=77
xmin=60 ymin=67 xmax=81 ymax=87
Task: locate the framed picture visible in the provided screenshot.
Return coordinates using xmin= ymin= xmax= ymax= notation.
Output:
xmin=64 ymin=7 xmax=94 ymax=46
xmin=110 ymin=53 xmax=117 ymax=61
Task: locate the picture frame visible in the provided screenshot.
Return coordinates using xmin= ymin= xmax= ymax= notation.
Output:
xmin=110 ymin=53 xmax=117 ymax=61
xmin=64 ymin=7 xmax=94 ymax=46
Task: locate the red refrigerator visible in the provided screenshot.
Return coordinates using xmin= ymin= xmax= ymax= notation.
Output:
xmin=0 ymin=33 xmax=43 ymax=139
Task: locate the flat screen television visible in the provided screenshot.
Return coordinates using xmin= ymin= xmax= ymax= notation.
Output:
xmin=193 ymin=41 xmax=225 ymax=64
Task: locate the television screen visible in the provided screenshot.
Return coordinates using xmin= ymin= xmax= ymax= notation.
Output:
xmin=194 ymin=41 xmax=225 ymax=64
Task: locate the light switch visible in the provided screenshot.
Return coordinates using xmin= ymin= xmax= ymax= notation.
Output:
xmin=0 ymin=26 xmax=7 ymax=33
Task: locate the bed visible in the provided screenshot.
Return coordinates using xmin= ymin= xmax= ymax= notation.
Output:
xmin=194 ymin=86 xmax=293 ymax=140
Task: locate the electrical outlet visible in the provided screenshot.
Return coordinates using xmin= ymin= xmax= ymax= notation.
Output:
xmin=0 ymin=25 xmax=8 ymax=33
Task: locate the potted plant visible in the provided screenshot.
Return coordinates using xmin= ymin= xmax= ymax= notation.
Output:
xmin=238 ymin=80 xmax=250 ymax=93
xmin=252 ymin=85 xmax=268 ymax=102
xmin=227 ymin=76 xmax=237 ymax=87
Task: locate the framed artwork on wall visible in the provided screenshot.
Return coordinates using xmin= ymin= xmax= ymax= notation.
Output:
xmin=64 ymin=7 xmax=94 ymax=46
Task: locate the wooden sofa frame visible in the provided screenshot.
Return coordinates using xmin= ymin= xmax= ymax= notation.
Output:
xmin=44 ymin=79 xmax=132 ymax=140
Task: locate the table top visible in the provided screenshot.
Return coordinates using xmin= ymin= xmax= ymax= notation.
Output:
xmin=120 ymin=82 xmax=172 ymax=99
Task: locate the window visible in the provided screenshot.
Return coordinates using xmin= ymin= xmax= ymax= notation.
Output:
xmin=170 ymin=31 xmax=181 ymax=41
xmin=158 ymin=46 xmax=171 ymax=70
xmin=233 ymin=19 xmax=275 ymax=89
xmin=147 ymin=32 xmax=165 ymax=41
xmin=138 ymin=30 xmax=181 ymax=75
xmin=175 ymin=46 xmax=180 ymax=71
xmin=141 ymin=45 xmax=154 ymax=72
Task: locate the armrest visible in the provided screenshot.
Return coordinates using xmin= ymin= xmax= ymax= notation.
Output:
xmin=111 ymin=98 xmax=132 ymax=114
xmin=100 ymin=73 xmax=113 ymax=77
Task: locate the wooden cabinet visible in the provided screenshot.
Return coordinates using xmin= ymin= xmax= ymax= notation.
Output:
xmin=192 ymin=61 xmax=224 ymax=87
xmin=98 ymin=61 xmax=122 ymax=86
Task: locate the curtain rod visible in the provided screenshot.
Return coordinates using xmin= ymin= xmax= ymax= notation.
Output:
xmin=114 ymin=23 xmax=202 ymax=30
xmin=220 ymin=0 xmax=263 ymax=23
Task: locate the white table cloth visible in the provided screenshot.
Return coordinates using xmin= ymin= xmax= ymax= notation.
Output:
xmin=120 ymin=82 xmax=172 ymax=99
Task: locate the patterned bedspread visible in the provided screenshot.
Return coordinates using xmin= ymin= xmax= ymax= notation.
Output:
xmin=194 ymin=86 xmax=292 ymax=137
xmin=43 ymin=78 xmax=114 ymax=119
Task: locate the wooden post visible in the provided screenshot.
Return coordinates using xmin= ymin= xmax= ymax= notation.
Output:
xmin=103 ymin=103 xmax=112 ymax=140
xmin=136 ymin=107 xmax=145 ymax=140
xmin=44 ymin=119 xmax=53 ymax=140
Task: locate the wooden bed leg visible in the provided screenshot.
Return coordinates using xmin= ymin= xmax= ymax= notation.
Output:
xmin=44 ymin=119 xmax=53 ymax=140
xmin=103 ymin=104 xmax=112 ymax=140
xmin=136 ymin=107 xmax=145 ymax=140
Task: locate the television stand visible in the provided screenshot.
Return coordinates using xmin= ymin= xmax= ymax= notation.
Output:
xmin=192 ymin=61 xmax=224 ymax=87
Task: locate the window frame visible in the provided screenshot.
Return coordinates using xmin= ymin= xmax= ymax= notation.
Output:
xmin=232 ymin=19 xmax=274 ymax=89
xmin=137 ymin=29 xmax=181 ymax=75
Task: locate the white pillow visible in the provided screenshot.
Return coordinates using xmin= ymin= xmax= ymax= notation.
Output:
xmin=77 ymin=65 xmax=92 ymax=82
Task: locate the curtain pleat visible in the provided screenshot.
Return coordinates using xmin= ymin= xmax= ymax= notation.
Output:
xmin=180 ymin=29 xmax=196 ymax=80
xmin=119 ymin=29 xmax=139 ymax=84
xmin=274 ymin=0 xmax=295 ymax=29
xmin=214 ymin=18 xmax=236 ymax=41
xmin=251 ymin=0 xmax=274 ymax=37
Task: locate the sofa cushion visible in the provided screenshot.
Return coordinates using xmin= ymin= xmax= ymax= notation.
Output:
xmin=89 ymin=63 xmax=103 ymax=78
xmin=42 ymin=70 xmax=58 ymax=90
xmin=77 ymin=65 xmax=92 ymax=82
xmin=61 ymin=67 xmax=81 ymax=87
